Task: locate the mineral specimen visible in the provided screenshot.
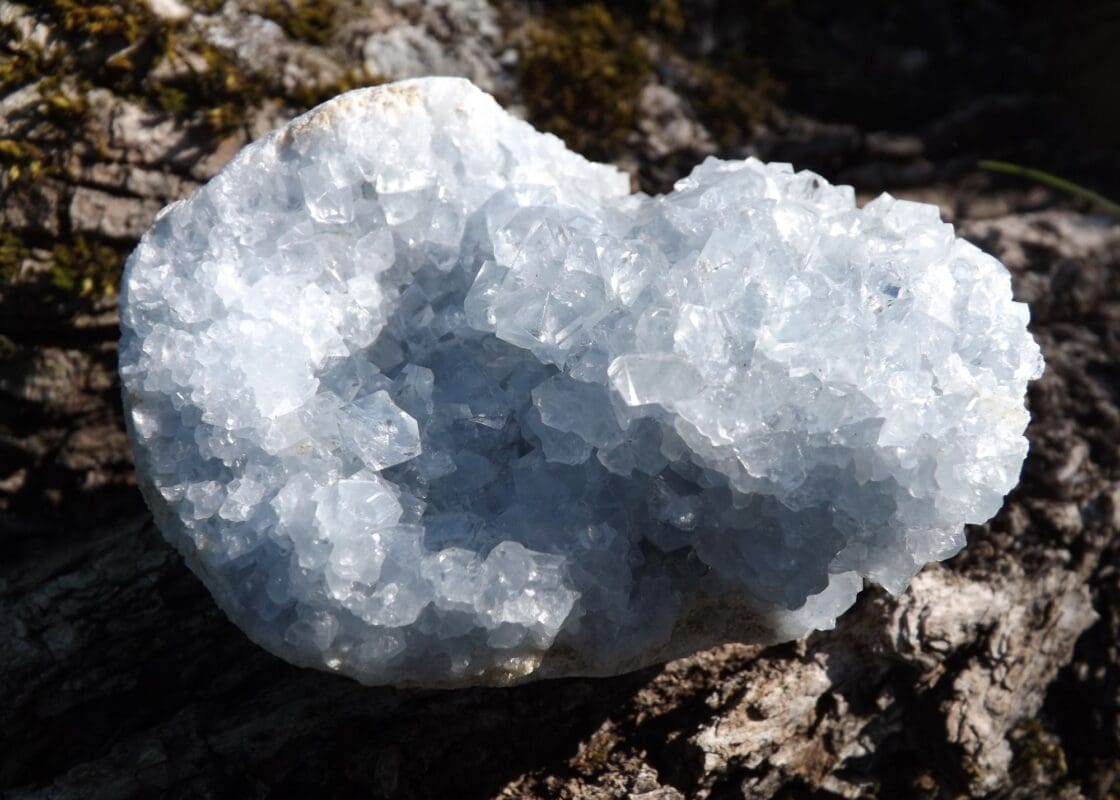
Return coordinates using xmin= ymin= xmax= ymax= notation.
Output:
xmin=119 ymin=77 xmax=1043 ymax=687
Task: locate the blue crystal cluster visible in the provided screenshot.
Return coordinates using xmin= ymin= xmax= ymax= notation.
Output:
xmin=120 ymin=78 xmax=1042 ymax=686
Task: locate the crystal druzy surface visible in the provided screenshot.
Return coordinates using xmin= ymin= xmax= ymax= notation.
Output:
xmin=119 ymin=78 xmax=1043 ymax=686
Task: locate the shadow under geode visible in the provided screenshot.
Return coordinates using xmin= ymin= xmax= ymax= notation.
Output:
xmin=0 ymin=514 xmax=663 ymax=798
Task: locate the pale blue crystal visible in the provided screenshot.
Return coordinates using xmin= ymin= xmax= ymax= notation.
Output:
xmin=119 ymin=78 xmax=1043 ymax=687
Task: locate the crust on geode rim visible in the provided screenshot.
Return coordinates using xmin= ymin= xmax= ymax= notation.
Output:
xmin=275 ymin=79 xmax=428 ymax=149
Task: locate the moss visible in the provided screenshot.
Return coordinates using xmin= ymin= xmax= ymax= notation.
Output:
xmin=646 ymin=0 xmax=684 ymax=35
xmin=49 ymin=236 xmax=126 ymax=298
xmin=259 ymin=0 xmax=338 ymax=46
xmin=1010 ymin=718 xmax=1069 ymax=782
xmin=688 ymin=51 xmax=780 ymax=149
xmin=0 ymin=231 xmax=32 ymax=284
xmin=0 ymin=138 xmax=46 ymax=183
xmin=0 ymin=228 xmax=124 ymax=301
xmin=0 ymin=14 xmax=60 ymax=96
xmin=23 ymin=0 xmax=281 ymax=137
xmin=45 ymin=0 xmax=152 ymax=44
xmin=0 ymin=333 xmax=15 ymax=362
xmin=285 ymin=68 xmax=373 ymax=110
xmin=0 ymin=0 xmax=375 ymax=309
xmin=516 ymin=1 xmax=778 ymax=162
xmin=8 ymin=0 xmax=364 ymax=140
xmin=519 ymin=3 xmax=652 ymax=160
xmin=35 ymin=74 xmax=91 ymax=122
xmin=151 ymin=41 xmax=275 ymax=135
xmin=11 ymin=1 xmax=158 ymax=106
xmin=153 ymin=83 xmax=189 ymax=114
xmin=36 ymin=0 xmax=161 ymax=91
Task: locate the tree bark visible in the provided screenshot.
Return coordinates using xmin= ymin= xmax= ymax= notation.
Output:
xmin=2 ymin=2 xmax=1119 ymax=797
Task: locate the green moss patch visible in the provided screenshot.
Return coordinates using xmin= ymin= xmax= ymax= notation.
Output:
xmin=516 ymin=1 xmax=778 ymax=163
xmin=1010 ymin=718 xmax=1069 ymax=783
xmin=49 ymin=235 xmax=128 ymax=298
xmin=259 ymin=0 xmax=338 ymax=46
xmin=0 ymin=0 xmax=377 ymax=312
xmin=519 ymin=4 xmax=652 ymax=160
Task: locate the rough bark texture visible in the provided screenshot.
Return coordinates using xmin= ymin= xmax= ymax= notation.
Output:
xmin=2 ymin=1 xmax=1119 ymax=798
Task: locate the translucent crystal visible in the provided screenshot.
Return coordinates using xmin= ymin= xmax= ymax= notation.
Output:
xmin=336 ymin=390 xmax=422 ymax=471
xmin=119 ymin=78 xmax=1043 ymax=687
xmin=608 ymin=354 xmax=703 ymax=408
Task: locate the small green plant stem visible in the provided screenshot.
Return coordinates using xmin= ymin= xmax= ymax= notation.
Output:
xmin=979 ymin=159 xmax=1120 ymax=215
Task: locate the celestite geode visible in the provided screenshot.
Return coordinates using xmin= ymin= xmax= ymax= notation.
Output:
xmin=119 ymin=78 xmax=1043 ymax=687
